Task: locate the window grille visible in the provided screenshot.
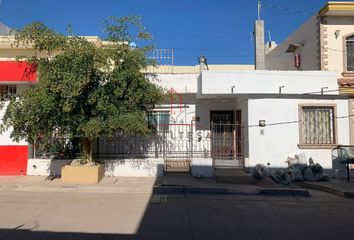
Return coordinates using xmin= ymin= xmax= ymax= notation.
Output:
xmin=300 ymin=106 xmax=335 ymax=145
xmin=0 ymin=85 xmax=17 ymax=99
xmin=346 ymin=35 xmax=354 ymax=71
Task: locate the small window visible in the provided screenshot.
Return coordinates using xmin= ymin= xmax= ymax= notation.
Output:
xmin=148 ymin=111 xmax=170 ymax=132
xmin=299 ymin=105 xmax=336 ymax=146
xmin=0 ymin=85 xmax=17 ymax=99
xmin=346 ymin=35 xmax=354 ymax=71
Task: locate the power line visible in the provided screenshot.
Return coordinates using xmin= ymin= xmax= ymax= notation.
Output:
xmin=262 ymin=1 xmax=316 ymax=17
xmin=262 ymin=0 xmax=354 ymax=25
xmin=247 ymin=113 xmax=353 ymax=128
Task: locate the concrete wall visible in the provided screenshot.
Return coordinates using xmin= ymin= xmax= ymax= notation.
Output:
xmin=27 ymin=158 xmax=165 ymax=177
xmin=153 ymin=74 xmax=198 ymax=94
xmin=27 ymin=159 xmax=73 ymax=176
xmin=27 ymin=157 xmax=213 ymax=178
xmin=200 ymin=71 xmax=338 ymax=96
xmin=247 ymin=98 xmax=350 ymax=172
xmin=104 ymin=159 xmax=164 ymax=177
xmin=265 ymin=16 xmax=320 ymax=71
xmin=191 ymin=158 xmax=214 ymax=178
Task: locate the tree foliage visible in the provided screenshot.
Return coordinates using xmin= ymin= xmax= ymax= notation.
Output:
xmin=1 ymin=16 xmax=164 ymax=163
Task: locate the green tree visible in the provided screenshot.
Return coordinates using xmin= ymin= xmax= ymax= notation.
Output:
xmin=0 ymin=16 xmax=164 ymax=164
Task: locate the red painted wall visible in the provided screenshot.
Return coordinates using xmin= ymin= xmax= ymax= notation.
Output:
xmin=0 ymin=61 xmax=37 ymax=82
xmin=0 ymin=146 xmax=28 ymax=175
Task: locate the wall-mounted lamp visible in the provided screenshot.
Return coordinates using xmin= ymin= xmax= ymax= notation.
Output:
xmin=231 ymin=85 xmax=236 ymax=94
xmin=321 ymin=87 xmax=328 ymax=95
xmin=279 ymin=86 xmax=285 ymax=94
xmin=259 ymin=120 xmax=266 ymax=127
xmin=334 ymin=30 xmax=341 ymax=39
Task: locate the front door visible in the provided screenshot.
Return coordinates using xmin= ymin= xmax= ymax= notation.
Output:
xmin=210 ymin=110 xmax=242 ymax=163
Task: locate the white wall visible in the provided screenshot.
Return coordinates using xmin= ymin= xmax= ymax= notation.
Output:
xmin=200 ymin=71 xmax=338 ymax=96
xmin=27 ymin=158 xmax=165 ymax=177
xmin=102 ymin=159 xmax=164 ymax=177
xmin=247 ymin=98 xmax=350 ymax=171
xmin=191 ymin=158 xmax=214 ymax=178
xmin=27 ymin=158 xmax=73 ymax=176
xmin=153 ymin=73 xmax=198 ymax=94
xmin=265 ymin=16 xmax=320 ymax=70
xmin=0 ymin=101 xmax=27 ymax=146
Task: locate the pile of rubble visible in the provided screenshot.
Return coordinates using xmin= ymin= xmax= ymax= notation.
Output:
xmin=253 ymin=156 xmax=329 ymax=185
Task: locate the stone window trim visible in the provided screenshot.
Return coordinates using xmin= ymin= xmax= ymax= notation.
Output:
xmin=297 ymin=103 xmax=338 ymax=149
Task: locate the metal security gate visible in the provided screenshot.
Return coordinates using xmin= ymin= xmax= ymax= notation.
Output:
xmin=163 ymin=124 xmax=193 ymax=172
xmin=210 ymin=123 xmax=243 ymax=168
xmin=210 ymin=110 xmax=243 ymax=168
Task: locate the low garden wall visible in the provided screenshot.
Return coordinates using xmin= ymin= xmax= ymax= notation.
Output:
xmin=27 ymin=158 xmax=165 ymax=177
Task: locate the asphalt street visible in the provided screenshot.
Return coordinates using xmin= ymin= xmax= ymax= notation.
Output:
xmin=0 ymin=189 xmax=353 ymax=240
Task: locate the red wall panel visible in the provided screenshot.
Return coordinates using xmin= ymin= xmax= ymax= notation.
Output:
xmin=0 ymin=61 xmax=37 ymax=82
xmin=0 ymin=146 xmax=28 ymax=175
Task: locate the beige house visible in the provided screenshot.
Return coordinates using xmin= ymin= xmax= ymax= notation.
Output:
xmin=265 ymin=1 xmax=354 ymax=144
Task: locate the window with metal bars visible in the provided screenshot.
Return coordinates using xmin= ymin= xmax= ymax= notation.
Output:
xmin=0 ymin=85 xmax=16 ymax=99
xmin=300 ymin=106 xmax=336 ymax=145
xmin=148 ymin=111 xmax=170 ymax=132
xmin=346 ymin=35 xmax=354 ymax=72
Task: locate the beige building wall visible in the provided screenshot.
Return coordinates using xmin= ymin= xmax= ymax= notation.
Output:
xmin=322 ymin=17 xmax=354 ymax=76
xmin=265 ymin=16 xmax=320 ymax=71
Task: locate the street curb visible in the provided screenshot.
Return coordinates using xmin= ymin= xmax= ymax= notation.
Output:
xmin=294 ymin=182 xmax=354 ymax=199
xmin=0 ymin=184 xmax=310 ymax=197
xmin=258 ymin=188 xmax=310 ymax=197
xmin=153 ymin=186 xmax=255 ymax=195
xmin=154 ymin=185 xmax=310 ymax=197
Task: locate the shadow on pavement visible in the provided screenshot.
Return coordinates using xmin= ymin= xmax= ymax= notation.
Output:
xmin=0 ymin=229 xmax=135 ymax=240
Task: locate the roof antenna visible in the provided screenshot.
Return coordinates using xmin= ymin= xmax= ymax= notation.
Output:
xmin=258 ymin=0 xmax=262 ymax=20
xmin=268 ymin=30 xmax=272 ymax=42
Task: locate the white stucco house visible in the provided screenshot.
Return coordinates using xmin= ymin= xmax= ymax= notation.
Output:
xmin=86 ymin=62 xmax=350 ymax=178
xmin=150 ymin=66 xmax=349 ymax=177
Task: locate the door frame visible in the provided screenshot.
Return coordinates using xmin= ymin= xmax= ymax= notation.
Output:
xmin=210 ymin=110 xmax=235 ymax=124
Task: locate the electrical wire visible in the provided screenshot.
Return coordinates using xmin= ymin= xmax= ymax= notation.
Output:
xmin=262 ymin=0 xmax=354 ymax=25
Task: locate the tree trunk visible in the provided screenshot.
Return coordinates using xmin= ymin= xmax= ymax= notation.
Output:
xmin=82 ymin=137 xmax=93 ymax=164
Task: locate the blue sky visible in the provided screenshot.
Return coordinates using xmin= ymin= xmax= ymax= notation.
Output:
xmin=0 ymin=0 xmax=334 ymax=65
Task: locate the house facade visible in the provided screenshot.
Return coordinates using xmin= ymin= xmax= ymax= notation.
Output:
xmin=152 ymin=67 xmax=349 ymax=177
xmin=265 ymin=1 xmax=354 ymax=145
xmin=0 ymin=9 xmax=352 ymax=178
xmin=90 ymin=61 xmax=350 ymax=177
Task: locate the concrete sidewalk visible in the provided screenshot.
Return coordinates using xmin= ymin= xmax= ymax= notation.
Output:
xmin=0 ymin=176 xmax=157 ymax=194
xmin=0 ymin=174 xmax=309 ymax=197
xmin=295 ymin=179 xmax=354 ymax=198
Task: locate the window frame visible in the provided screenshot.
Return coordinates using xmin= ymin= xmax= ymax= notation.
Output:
xmin=343 ymin=33 xmax=354 ymax=73
xmin=0 ymin=84 xmax=17 ymax=99
xmin=148 ymin=110 xmax=170 ymax=133
xmin=298 ymin=104 xmax=338 ymax=149
xmin=344 ymin=33 xmax=354 ymax=73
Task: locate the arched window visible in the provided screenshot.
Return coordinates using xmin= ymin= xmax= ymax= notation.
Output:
xmin=347 ymin=35 xmax=354 ymax=71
